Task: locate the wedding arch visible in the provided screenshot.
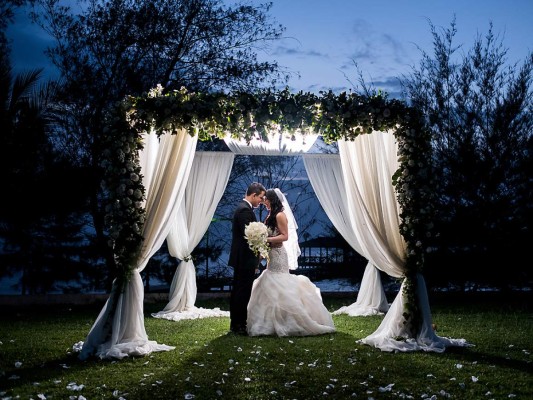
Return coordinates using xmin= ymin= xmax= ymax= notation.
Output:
xmin=79 ymin=86 xmax=469 ymax=360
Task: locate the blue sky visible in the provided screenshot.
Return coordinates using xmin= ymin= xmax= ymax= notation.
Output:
xmin=7 ymin=0 xmax=533 ymax=98
xmin=260 ymin=0 xmax=533 ymax=96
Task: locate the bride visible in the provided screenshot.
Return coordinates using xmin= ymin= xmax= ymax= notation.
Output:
xmin=246 ymin=188 xmax=336 ymax=337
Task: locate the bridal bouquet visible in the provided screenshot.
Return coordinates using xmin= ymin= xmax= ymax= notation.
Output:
xmin=244 ymin=221 xmax=270 ymax=260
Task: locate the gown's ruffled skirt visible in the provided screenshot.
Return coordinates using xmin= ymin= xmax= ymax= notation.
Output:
xmin=247 ymin=269 xmax=336 ymax=337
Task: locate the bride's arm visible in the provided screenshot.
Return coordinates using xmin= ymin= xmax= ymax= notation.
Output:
xmin=266 ymin=212 xmax=289 ymax=245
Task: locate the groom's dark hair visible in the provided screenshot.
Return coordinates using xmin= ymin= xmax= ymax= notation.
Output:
xmin=246 ymin=182 xmax=266 ymax=196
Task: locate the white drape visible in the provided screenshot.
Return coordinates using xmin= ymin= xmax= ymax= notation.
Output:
xmin=337 ymin=131 xmax=469 ymax=351
xmin=152 ymin=152 xmax=234 ymax=321
xmin=338 ymin=132 xmax=406 ymax=277
xmin=361 ymin=273 xmax=470 ymax=352
xmin=303 ymin=154 xmax=389 ymax=316
xmin=80 ymin=129 xmax=197 ymax=360
xmin=224 ymin=131 xmax=319 ymax=155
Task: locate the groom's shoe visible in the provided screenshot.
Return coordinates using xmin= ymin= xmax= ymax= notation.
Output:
xmin=230 ymin=324 xmax=248 ymax=336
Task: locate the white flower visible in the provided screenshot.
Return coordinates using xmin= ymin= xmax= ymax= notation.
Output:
xmin=244 ymin=222 xmax=270 ymax=259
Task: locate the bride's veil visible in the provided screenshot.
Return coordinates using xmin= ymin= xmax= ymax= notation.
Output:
xmin=274 ymin=188 xmax=301 ymax=270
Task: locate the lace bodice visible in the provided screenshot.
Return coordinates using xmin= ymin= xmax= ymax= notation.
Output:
xmin=267 ymin=228 xmax=289 ymax=274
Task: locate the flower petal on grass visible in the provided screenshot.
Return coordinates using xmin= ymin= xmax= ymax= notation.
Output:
xmin=66 ymin=382 xmax=84 ymax=391
xmin=378 ymin=384 xmax=394 ymax=392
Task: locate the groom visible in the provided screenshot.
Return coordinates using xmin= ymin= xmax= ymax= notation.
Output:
xmin=228 ymin=182 xmax=266 ymax=335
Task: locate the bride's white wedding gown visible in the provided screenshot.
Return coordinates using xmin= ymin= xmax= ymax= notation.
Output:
xmin=246 ymin=238 xmax=336 ymax=337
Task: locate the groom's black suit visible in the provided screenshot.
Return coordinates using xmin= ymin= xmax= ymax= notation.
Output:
xmin=229 ymin=200 xmax=259 ymax=333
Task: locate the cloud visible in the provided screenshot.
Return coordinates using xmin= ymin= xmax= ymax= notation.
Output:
xmin=344 ymin=19 xmax=412 ymax=67
xmin=272 ymin=44 xmax=328 ymax=60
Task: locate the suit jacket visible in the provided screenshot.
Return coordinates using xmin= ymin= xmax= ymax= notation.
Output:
xmin=228 ymin=200 xmax=258 ymax=269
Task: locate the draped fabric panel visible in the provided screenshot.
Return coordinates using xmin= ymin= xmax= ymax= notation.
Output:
xmin=332 ymin=261 xmax=389 ymax=316
xmin=338 ymin=132 xmax=406 ymax=278
xmin=224 ymin=131 xmax=319 ymax=155
xmin=338 ymin=131 xmax=469 ymax=351
xmin=303 ymin=154 xmax=389 ymax=316
xmin=152 ymin=152 xmax=234 ymax=321
xmin=359 ymin=273 xmax=470 ymax=351
xmin=80 ymin=130 xmax=197 ymax=360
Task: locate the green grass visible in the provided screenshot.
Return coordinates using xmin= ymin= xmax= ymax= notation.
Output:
xmin=0 ymin=293 xmax=531 ymax=399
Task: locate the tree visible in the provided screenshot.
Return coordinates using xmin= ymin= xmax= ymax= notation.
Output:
xmin=400 ymin=18 xmax=533 ymax=290
xmin=30 ymin=0 xmax=289 ymax=282
xmin=0 ymin=41 xmax=96 ymax=293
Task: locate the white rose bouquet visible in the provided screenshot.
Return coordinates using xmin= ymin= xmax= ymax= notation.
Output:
xmin=244 ymin=221 xmax=270 ymax=260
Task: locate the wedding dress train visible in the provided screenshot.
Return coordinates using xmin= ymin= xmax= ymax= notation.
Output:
xmin=247 ymin=245 xmax=336 ymax=337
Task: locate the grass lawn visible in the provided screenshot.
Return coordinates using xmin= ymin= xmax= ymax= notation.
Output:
xmin=0 ymin=292 xmax=531 ymax=399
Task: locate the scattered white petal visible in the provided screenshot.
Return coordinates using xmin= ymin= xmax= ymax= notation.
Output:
xmin=485 ymin=391 xmax=492 ymax=396
xmin=472 ymin=376 xmax=479 ymax=382
xmin=289 ymin=340 xmax=294 ymax=343
xmin=378 ymin=384 xmax=394 ymax=392
xmin=270 ymin=391 xmax=277 ymax=395
xmin=72 ymin=341 xmax=84 ymax=353
xmin=37 ymin=394 xmax=46 ymax=399
xmin=237 ymin=347 xmax=242 ymax=352
xmin=508 ymin=394 xmax=516 ymax=398
xmin=244 ymin=377 xmax=251 ymax=382
xmin=508 ymin=344 xmax=514 ymax=348
xmin=14 ymin=361 xmax=22 ymax=368
xmin=216 ymin=390 xmax=222 ymax=396
xmin=66 ymin=382 xmax=84 ymax=391
xmin=184 ymin=393 xmax=195 ymax=399
xmin=427 ymin=374 xmax=436 ymax=378
xmin=8 ymin=375 xmax=20 ymax=380
xmin=455 ymin=364 xmax=463 ymax=369
xmin=60 ymin=364 xmax=70 ymax=369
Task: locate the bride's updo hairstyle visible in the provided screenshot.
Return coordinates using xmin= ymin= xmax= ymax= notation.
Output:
xmin=265 ymin=188 xmax=283 ymax=232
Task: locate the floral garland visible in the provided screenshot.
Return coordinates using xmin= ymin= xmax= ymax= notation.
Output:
xmin=101 ymin=86 xmax=433 ymax=333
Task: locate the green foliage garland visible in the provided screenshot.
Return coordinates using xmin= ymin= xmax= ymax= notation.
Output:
xmin=102 ymin=86 xmax=433 ymax=334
